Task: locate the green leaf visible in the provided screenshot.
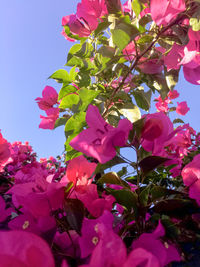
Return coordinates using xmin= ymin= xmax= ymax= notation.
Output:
xmin=76 ymin=71 xmax=91 ymax=87
xmin=94 ymin=20 xmax=112 ymax=36
xmin=58 ymin=84 xmax=77 ymax=100
xmin=139 ymin=186 xmax=150 ymax=206
xmin=78 ymin=88 xmax=100 ymax=111
xmin=132 ymin=0 xmax=142 ymax=17
xmin=74 ymin=42 xmax=94 ymax=58
xmin=173 ymin=118 xmax=184 ymax=124
xmin=165 ymin=68 xmax=179 ymax=90
xmin=49 ymin=69 xmax=71 ymax=83
xmin=107 ymin=188 xmax=138 ymax=212
xmin=64 ymin=198 xmax=85 ymax=235
xmin=59 ymin=94 xmax=80 ymax=109
xmin=190 ymin=17 xmax=200 ymax=31
xmin=119 ymin=102 xmax=141 ymax=123
xmin=65 ymin=150 xmax=82 ymax=161
xmin=98 ymin=46 xmax=116 ymax=58
xmin=137 ymin=35 xmax=154 ymax=44
xmin=54 ymin=116 xmax=70 ymax=129
xmin=139 ymin=156 xmax=169 ymax=175
xmin=133 ymin=89 xmax=151 ymax=111
xmin=95 ymin=156 xmax=127 ymax=174
xmin=69 ymin=66 xmax=77 ymax=81
xmin=65 ymin=111 xmax=86 ymax=138
xmin=98 ymin=172 xmax=130 ymax=188
xmin=111 ymin=28 xmax=131 ymax=50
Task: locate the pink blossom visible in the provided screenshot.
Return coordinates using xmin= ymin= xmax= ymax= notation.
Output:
xmin=35 ymin=86 xmax=58 ymax=111
xmin=141 ymin=112 xmax=174 ymax=155
xmin=62 ymin=0 xmax=107 ymax=39
xmin=130 ymin=221 xmax=181 ymax=266
xmin=70 ymin=105 xmax=132 ymax=164
xmin=138 ymin=58 xmax=163 ymax=74
xmin=62 ymin=155 xmax=97 ymax=186
xmin=39 ymin=107 xmax=59 ymax=130
xmin=150 ymin=0 xmax=185 ymax=26
xmin=0 ymin=230 xmax=55 ymax=267
xmin=164 ymin=43 xmax=184 ymax=71
xmin=176 ymin=101 xmax=190 ymax=115
xmin=168 ymin=90 xmax=180 ymax=99
xmin=182 ymin=154 xmax=200 ymax=204
xmin=79 ymin=211 xmax=114 ymax=258
xmin=155 ymin=95 xmax=171 ymax=112
xmin=74 ymin=184 xmax=115 ymax=217
xmin=0 ymin=132 xmax=10 ymax=171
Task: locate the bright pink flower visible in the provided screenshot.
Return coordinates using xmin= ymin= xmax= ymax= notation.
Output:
xmin=138 ymin=58 xmax=163 ymax=74
xmin=176 ymin=101 xmax=190 ymax=115
xmin=150 ymin=0 xmax=185 ymax=26
xmin=168 ymin=90 xmax=180 ymax=99
xmin=39 ymin=107 xmax=59 ymax=130
xmin=70 ymin=105 xmax=132 ymax=164
xmin=141 ymin=112 xmax=174 ymax=155
xmin=0 ymin=230 xmax=55 ymax=267
xmin=130 ymin=221 xmax=181 ymax=266
xmin=79 ymin=211 xmax=114 ymax=258
xmin=35 ymin=86 xmax=58 ymax=111
xmin=0 ymin=132 xmax=10 ymax=171
xmin=74 ymin=184 xmax=115 ymax=217
xmin=182 ymin=154 xmax=200 ymax=205
xmin=164 ymin=43 xmax=184 ymax=71
xmin=83 ymin=224 xmax=127 ymax=267
xmin=63 ymin=155 xmax=97 ymax=186
xmin=155 ymin=95 xmax=171 ymax=112
xmin=62 ymin=0 xmax=107 ymax=39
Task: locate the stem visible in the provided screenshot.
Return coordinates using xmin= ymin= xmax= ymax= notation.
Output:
xmin=102 ymin=14 xmax=187 ymax=118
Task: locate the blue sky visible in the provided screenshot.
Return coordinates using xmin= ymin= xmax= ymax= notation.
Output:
xmin=0 ymin=0 xmax=200 ymax=159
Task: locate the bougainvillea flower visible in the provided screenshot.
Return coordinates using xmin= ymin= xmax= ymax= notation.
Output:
xmin=130 ymin=221 xmax=181 ymax=266
xmin=155 ymin=95 xmax=171 ymax=112
xmin=39 ymin=107 xmax=59 ymax=130
xmin=150 ymin=0 xmax=185 ymax=26
xmin=0 ymin=132 xmax=10 ymax=171
xmin=141 ymin=112 xmax=174 ymax=155
xmin=74 ymin=184 xmax=115 ymax=217
xmin=79 ymin=211 xmax=114 ymax=258
xmin=168 ymin=90 xmax=180 ymax=99
xmin=70 ymin=105 xmax=132 ymax=163
xmin=0 ymin=230 xmax=55 ymax=267
xmin=64 ymin=155 xmax=97 ymax=186
xmin=182 ymin=154 xmax=200 ymax=204
xmin=54 ymin=230 xmax=80 ymax=258
xmin=83 ymin=224 xmax=127 ymax=267
xmin=35 ymin=86 xmax=58 ymax=111
xmin=176 ymin=101 xmax=190 ymax=115
xmin=138 ymin=58 xmax=163 ymax=74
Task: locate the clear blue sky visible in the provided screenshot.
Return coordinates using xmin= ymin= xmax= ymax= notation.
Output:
xmin=0 ymin=0 xmax=200 ymax=159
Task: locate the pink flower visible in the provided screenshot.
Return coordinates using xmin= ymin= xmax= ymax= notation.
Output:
xmin=176 ymin=101 xmax=190 ymax=115
xmin=150 ymin=0 xmax=185 ymax=26
xmin=130 ymin=221 xmax=181 ymax=267
xmin=74 ymin=184 xmax=115 ymax=217
xmin=0 ymin=230 xmax=55 ymax=267
xmin=155 ymin=95 xmax=171 ymax=112
xmin=62 ymin=155 xmax=97 ymax=186
xmin=168 ymin=90 xmax=179 ymax=99
xmin=39 ymin=107 xmax=59 ymax=130
xmin=70 ymin=105 xmax=132 ymax=164
xmin=79 ymin=211 xmax=114 ymax=258
xmin=182 ymin=154 xmax=200 ymax=205
xmin=141 ymin=112 xmax=174 ymax=155
xmin=62 ymin=0 xmax=107 ymax=39
xmin=35 ymin=86 xmax=58 ymax=111
xmin=0 ymin=132 xmax=10 ymax=171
